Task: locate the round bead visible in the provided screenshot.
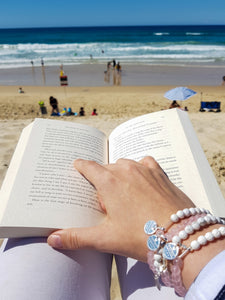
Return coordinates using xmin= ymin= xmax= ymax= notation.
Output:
xmin=172 ymin=235 xmax=181 ymax=244
xmin=219 ymin=226 xmax=225 ymax=236
xmin=195 ymin=207 xmax=201 ymax=214
xmin=210 ymin=215 xmax=217 ymax=224
xmin=192 ymin=221 xmax=200 ymax=230
xmin=158 ymin=248 xmax=163 ymax=254
xmin=189 ymin=208 xmax=196 ymax=215
xmin=185 ymin=225 xmax=194 ymax=234
xmin=204 ymin=215 xmax=212 ymax=224
xmin=197 ymin=217 xmax=206 ymax=226
xmin=179 ymin=230 xmax=188 ymax=240
xmin=197 ymin=235 xmax=207 ymax=245
xmin=183 ymin=208 xmax=191 ymax=217
xmin=216 ymin=217 xmax=222 ymax=224
xmin=154 ymin=254 xmax=162 ymax=262
xmin=212 ymin=228 xmax=221 ymax=238
xmin=171 ymin=214 xmax=179 ymax=223
xmin=191 ymin=240 xmax=200 ymax=250
xmin=205 ymin=232 xmax=214 ymax=241
xmin=176 ymin=210 xmax=185 ymax=219
xmin=154 ymin=260 xmax=160 ymax=268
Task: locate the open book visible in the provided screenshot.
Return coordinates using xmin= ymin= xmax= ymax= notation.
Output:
xmin=0 ymin=108 xmax=224 ymax=238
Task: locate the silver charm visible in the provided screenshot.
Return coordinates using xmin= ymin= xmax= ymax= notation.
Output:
xmin=144 ymin=220 xmax=157 ymax=235
xmin=163 ymin=242 xmax=179 ymax=260
xmin=147 ymin=235 xmax=160 ymax=251
xmin=154 ymin=273 xmax=161 ymax=290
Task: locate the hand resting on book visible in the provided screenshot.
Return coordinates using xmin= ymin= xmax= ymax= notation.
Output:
xmin=48 ymin=156 xmax=193 ymax=259
xmin=47 ymin=156 xmax=225 ymax=291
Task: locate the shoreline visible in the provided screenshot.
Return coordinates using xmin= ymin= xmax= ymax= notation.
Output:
xmin=0 ymin=64 xmax=224 ymax=87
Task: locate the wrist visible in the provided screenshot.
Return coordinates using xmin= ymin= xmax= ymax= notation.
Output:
xmin=182 ymin=223 xmax=225 ymax=288
xmin=144 ymin=208 xmax=225 ymax=297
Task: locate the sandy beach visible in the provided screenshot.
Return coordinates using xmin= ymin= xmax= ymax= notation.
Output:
xmin=0 ymin=79 xmax=225 ymax=299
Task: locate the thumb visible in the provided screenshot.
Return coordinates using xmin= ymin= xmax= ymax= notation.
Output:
xmin=47 ymin=225 xmax=106 ymax=251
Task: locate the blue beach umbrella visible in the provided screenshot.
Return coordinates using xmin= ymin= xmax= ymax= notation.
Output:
xmin=164 ymin=87 xmax=197 ymax=101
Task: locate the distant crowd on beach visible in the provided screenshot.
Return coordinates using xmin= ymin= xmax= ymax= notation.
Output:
xmin=37 ymin=96 xmax=98 ymax=117
xmin=104 ymin=59 xmax=122 ymax=86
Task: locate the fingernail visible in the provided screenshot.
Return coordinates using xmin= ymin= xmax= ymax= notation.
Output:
xmin=48 ymin=234 xmax=63 ymax=248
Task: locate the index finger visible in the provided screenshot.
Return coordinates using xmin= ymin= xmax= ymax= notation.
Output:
xmin=74 ymin=159 xmax=111 ymax=190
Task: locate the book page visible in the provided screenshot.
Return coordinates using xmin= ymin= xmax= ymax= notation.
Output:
xmin=0 ymin=119 xmax=108 ymax=234
xmin=109 ymin=109 xmax=225 ymax=215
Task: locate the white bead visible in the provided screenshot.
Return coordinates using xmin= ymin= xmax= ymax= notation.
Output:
xmin=204 ymin=215 xmax=212 ymax=224
xmin=192 ymin=221 xmax=200 ymax=230
xmin=158 ymin=248 xmax=163 ymax=254
xmin=191 ymin=240 xmax=200 ymax=250
xmin=216 ymin=217 xmax=222 ymax=224
xmin=189 ymin=207 xmax=196 ymax=215
xmin=219 ymin=226 xmax=225 ymax=236
xmin=176 ymin=210 xmax=185 ymax=219
xmin=210 ymin=216 xmax=217 ymax=223
xmin=195 ymin=207 xmax=201 ymax=214
xmin=171 ymin=214 xmax=179 ymax=222
xmin=154 ymin=254 xmax=162 ymax=262
xmin=210 ymin=215 xmax=217 ymax=224
xmin=200 ymin=208 xmax=206 ymax=213
xmin=205 ymin=232 xmax=214 ymax=241
xmin=197 ymin=217 xmax=206 ymax=226
xmin=179 ymin=230 xmax=188 ymax=240
xmin=183 ymin=208 xmax=191 ymax=217
xmin=197 ymin=235 xmax=207 ymax=245
xmin=154 ymin=261 xmax=160 ymax=268
xmin=212 ymin=229 xmax=221 ymax=238
xmin=185 ymin=225 xmax=194 ymax=234
xmin=172 ymin=235 xmax=181 ymax=244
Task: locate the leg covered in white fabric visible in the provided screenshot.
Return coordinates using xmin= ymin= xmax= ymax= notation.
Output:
xmin=0 ymin=238 xmax=112 ymax=300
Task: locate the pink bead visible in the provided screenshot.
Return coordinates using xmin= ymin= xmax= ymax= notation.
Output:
xmin=161 ymin=269 xmax=173 ymax=287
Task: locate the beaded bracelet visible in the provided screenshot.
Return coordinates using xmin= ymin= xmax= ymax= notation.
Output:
xmin=144 ymin=207 xmax=225 ymax=297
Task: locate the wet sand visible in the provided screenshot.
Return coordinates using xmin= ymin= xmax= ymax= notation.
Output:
xmin=0 ymin=63 xmax=224 ymax=87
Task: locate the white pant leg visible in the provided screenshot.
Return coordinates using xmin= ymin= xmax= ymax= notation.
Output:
xmin=0 ymin=238 xmax=112 ymax=300
xmin=115 ymin=255 xmax=182 ymax=300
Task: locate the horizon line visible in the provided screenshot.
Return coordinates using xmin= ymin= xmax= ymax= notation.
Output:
xmin=1 ymin=24 xmax=225 ymax=30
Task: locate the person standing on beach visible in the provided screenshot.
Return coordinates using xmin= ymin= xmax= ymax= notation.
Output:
xmin=104 ymin=62 xmax=111 ymax=83
xmin=41 ymin=59 xmax=46 ymax=85
xmin=112 ymin=59 xmax=117 ymax=85
xmin=116 ymin=62 xmax=122 ymax=85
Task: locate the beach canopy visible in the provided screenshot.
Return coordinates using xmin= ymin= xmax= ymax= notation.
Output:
xmin=164 ymin=87 xmax=197 ymax=101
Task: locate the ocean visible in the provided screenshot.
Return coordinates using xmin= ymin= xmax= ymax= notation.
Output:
xmin=0 ymin=25 xmax=225 ymax=69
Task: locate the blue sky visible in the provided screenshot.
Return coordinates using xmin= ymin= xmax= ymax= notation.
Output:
xmin=1 ymin=0 xmax=225 ymax=28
